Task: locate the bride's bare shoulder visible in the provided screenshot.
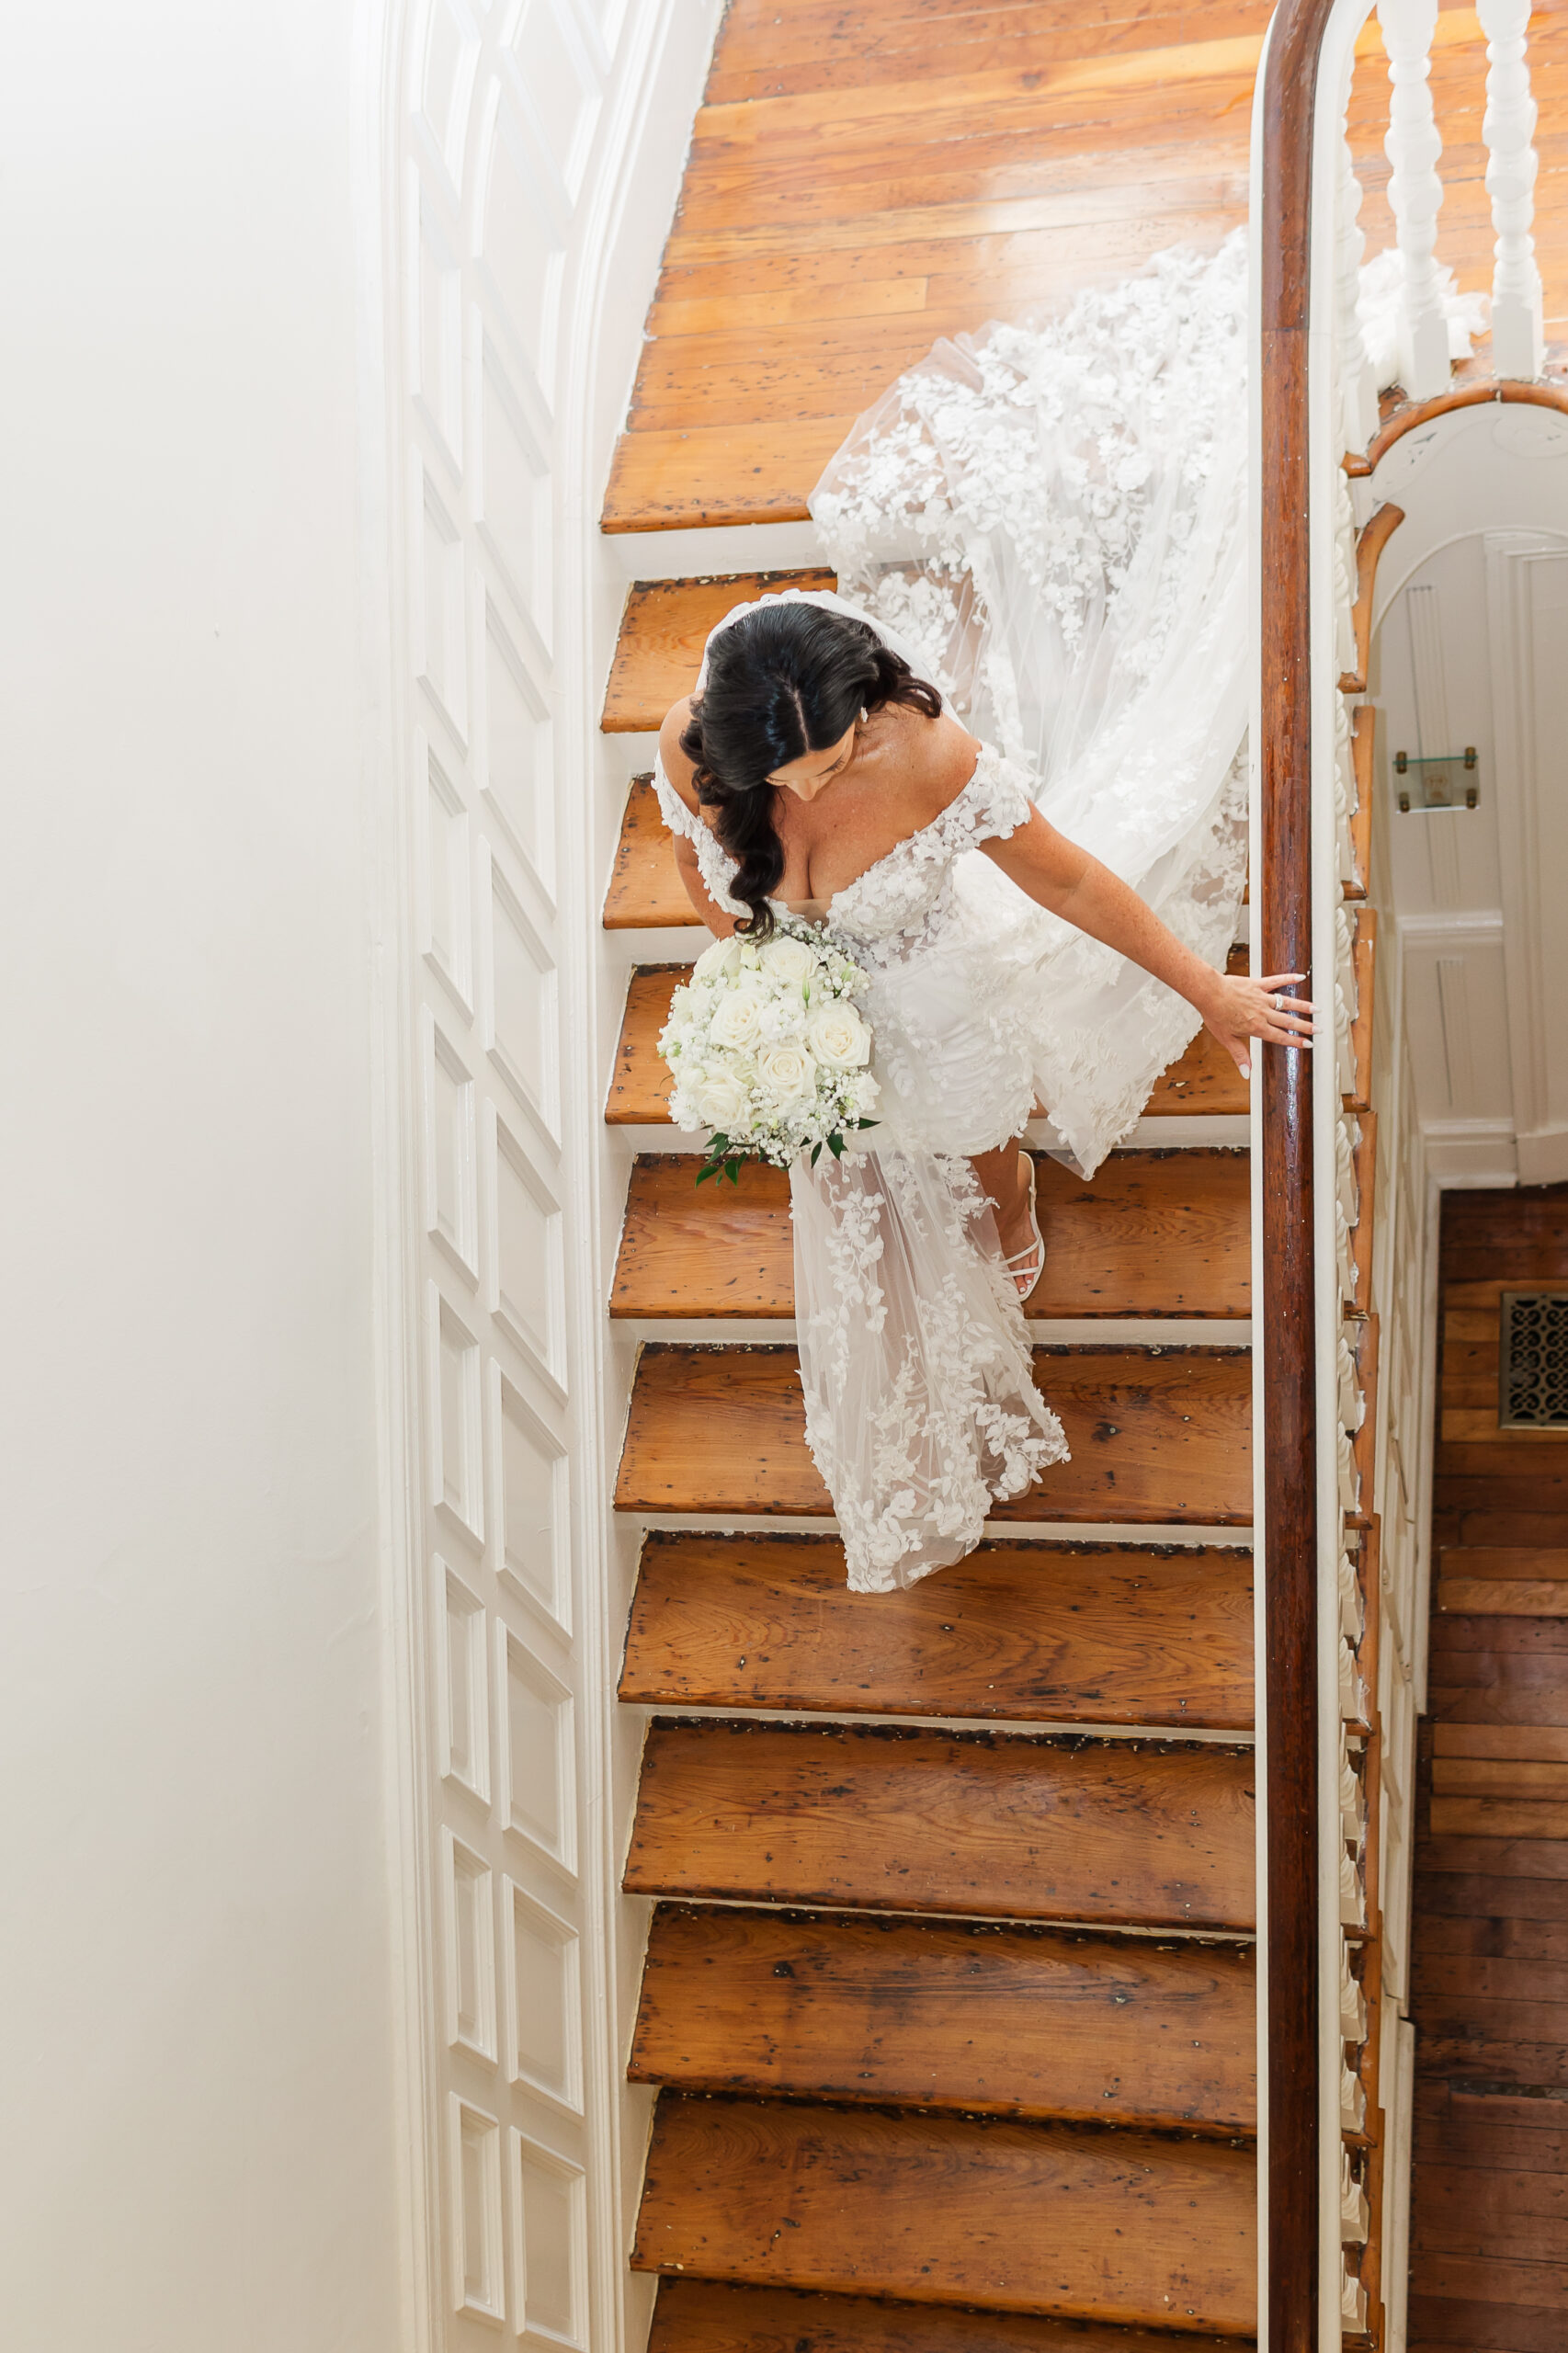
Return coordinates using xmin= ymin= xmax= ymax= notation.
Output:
xmin=659 ymin=697 xmax=702 ymax=813
xmin=896 ymin=702 xmax=983 ymax=815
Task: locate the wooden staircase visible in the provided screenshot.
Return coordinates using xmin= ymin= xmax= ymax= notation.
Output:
xmin=600 ymin=6 xmax=1267 ymax=2343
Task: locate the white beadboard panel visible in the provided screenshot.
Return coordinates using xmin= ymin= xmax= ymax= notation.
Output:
xmin=512 ymin=2130 xmax=590 ymax=2351
xmin=438 ymin=1556 xmax=492 ymax=1804
xmin=506 ymin=1880 xmax=585 ymax=2114
xmin=422 ymin=735 xmax=477 ymax=1015
xmin=1487 ymin=535 xmax=1568 ymax=1179
xmin=496 ymin=1617 xmax=578 ymax=1880
xmin=425 ymin=1011 xmax=482 ymax=1283
xmin=484 ymin=1099 xmax=567 ymax=1384
xmin=444 ymin=1826 xmax=500 ymax=2063
xmin=490 ymin=1360 xmax=572 ymax=1630
xmin=1379 ymin=539 xmax=1503 ymax=923
xmin=450 ymin=2094 xmax=507 ymax=2325
xmin=1400 ymin=935 xmax=1514 ymax=1124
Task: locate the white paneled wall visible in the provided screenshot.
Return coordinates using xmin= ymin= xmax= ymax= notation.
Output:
xmin=377 ymin=3 xmax=720 ymax=2348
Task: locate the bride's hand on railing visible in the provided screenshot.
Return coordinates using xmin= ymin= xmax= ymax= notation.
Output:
xmin=1202 ymin=971 xmax=1316 ymax=1081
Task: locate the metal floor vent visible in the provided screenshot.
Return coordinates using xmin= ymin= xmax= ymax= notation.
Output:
xmin=1498 ymin=1291 xmax=1568 ymax=1430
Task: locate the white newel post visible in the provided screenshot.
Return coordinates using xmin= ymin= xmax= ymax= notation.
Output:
xmin=1477 ymin=0 xmax=1545 ymax=379
xmin=1378 ymin=0 xmax=1451 ymax=398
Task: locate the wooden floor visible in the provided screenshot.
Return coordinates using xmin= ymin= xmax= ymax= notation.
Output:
xmin=603 ymin=2 xmax=1568 ymax=535
xmin=1408 ymin=1186 xmax=1568 ymax=2348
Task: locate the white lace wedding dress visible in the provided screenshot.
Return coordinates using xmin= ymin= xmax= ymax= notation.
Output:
xmin=652 ymin=238 xmax=1258 ymax=1593
xmin=652 ymin=233 xmax=1487 ymax=1590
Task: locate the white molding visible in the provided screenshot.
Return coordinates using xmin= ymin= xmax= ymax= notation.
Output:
xmin=601 ymin=517 xmax=830 ymax=580
xmin=1394 ymin=908 xmax=1505 ymax=947
xmin=1311 ymin=21 xmax=1372 ymax=2335
xmin=1484 ymin=530 xmax=1568 ymax=1156
xmin=358 ymin=0 xmax=444 ymax=2341
xmin=1420 ymin=1116 xmax=1519 ymax=1184
xmin=1514 ymin=1124 xmax=1568 ymax=1183
xmin=631 ymin=1511 xmax=1256 ymax=1547
xmin=1246 ymin=33 xmax=1271 ymax=2340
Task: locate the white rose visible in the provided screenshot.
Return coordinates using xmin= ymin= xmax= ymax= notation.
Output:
xmin=756 ymin=1041 xmax=817 ymax=1108
xmin=758 ymin=934 xmax=815 ymax=988
xmin=709 ymin=991 xmax=763 ymax=1050
xmin=806 ymin=1003 xmax=872 ymax=1068
xmin=694 ymin=1070 xmax=752 ymax=1131
xmin=693 ymin=934 xmax=744 ymax=982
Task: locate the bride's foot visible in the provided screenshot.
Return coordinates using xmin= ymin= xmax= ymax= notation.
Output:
xmin=999 ymin=1151 xmax=1045 ymax=1302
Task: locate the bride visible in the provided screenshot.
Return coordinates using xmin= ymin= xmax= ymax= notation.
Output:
xmin=649 ymin=238 xmax=1313 ymax=1595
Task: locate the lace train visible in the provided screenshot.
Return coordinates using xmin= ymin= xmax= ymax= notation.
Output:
xmin=811 ymin=234 xmax=1253 ymax=1178
xmin=791 ymin=1149 xmax=1067 ymax=1593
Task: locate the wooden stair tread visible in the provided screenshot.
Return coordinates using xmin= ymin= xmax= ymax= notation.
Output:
xmin=648 ymin=2279 xmax=1256 ymax=2353
xmin=615 ymin=1345 xmax=1252 ymax=1526
xmin=603 ymin=572 xmax=838 ymax=733
xmin=603 ymin=420 xmax=841 ymax=532
xmin=613 ymin=1149 xmax=1250 ymax=1320
xmin=632 ymin=1903 xmax=1256 ymax=2131
xmin=632 ymin=2093 xmax=1256 ymax=2331
xmin=608 ymin=964 xmax=1249 ymax=1123
xmin=604 ymin=777 xmax=696 ymax=929
xmin=626 ymin=1717 xmax=1255 ymax=1930
xmin=620 ymin=1532 xmax=1254 ymax=1730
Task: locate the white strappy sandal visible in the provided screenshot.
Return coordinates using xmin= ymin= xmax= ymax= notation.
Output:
xmin=1003 ymin=1153 xmax=1046 ymax=1303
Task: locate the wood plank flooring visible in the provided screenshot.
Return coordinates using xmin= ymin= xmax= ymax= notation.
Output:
xmin=1409 ymin=1183 xmax=1568 ymax=2344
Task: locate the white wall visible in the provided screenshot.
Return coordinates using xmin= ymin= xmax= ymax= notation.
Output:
xmin=0 ymin=6 xmax=402 ymax=2345
xmin=0 ymin=0 xmax=721 ymax=2343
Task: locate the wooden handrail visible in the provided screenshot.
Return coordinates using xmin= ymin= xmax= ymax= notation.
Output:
xmin=1258 ymin=2 xmax=1339 ymax=2344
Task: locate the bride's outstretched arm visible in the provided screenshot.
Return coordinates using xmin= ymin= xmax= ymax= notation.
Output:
xmin=983 ymin=810 xmax=1314 ymax=1079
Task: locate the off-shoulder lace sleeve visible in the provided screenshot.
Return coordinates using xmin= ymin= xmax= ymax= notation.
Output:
xmin=651 ymin=758 xmax=748 ymax=919
xmin=938 ymin=745 xmax=1034 ymax=852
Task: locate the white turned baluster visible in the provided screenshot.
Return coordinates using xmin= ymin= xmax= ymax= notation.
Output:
xmin=1379 ymin=0 xmax=1450 ymax=397
xmin=1477 ymin=0 xmax=1544 ymax=378
xmin=1335 ymin=61 xmax=1379 ymax=454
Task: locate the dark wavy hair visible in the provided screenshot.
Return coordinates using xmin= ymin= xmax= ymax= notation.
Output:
xmin=679 ymin=601 xmax=942 ymax=936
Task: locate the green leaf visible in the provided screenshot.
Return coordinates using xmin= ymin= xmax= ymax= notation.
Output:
xmin=726 ymin=1160 xmax=740 ymax=1186
xmin=809 ymin=1142 xmax=822 ymax=1166
xmin=827 ymin=1132 xmax=844 ymax=1158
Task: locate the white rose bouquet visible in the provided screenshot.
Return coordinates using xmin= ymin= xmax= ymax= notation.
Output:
xmin=658 ymin=924 xmax=881 ymax=1184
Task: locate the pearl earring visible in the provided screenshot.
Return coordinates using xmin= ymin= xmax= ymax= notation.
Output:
xmin=859 ymin=706 xmax=869 ymax=722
